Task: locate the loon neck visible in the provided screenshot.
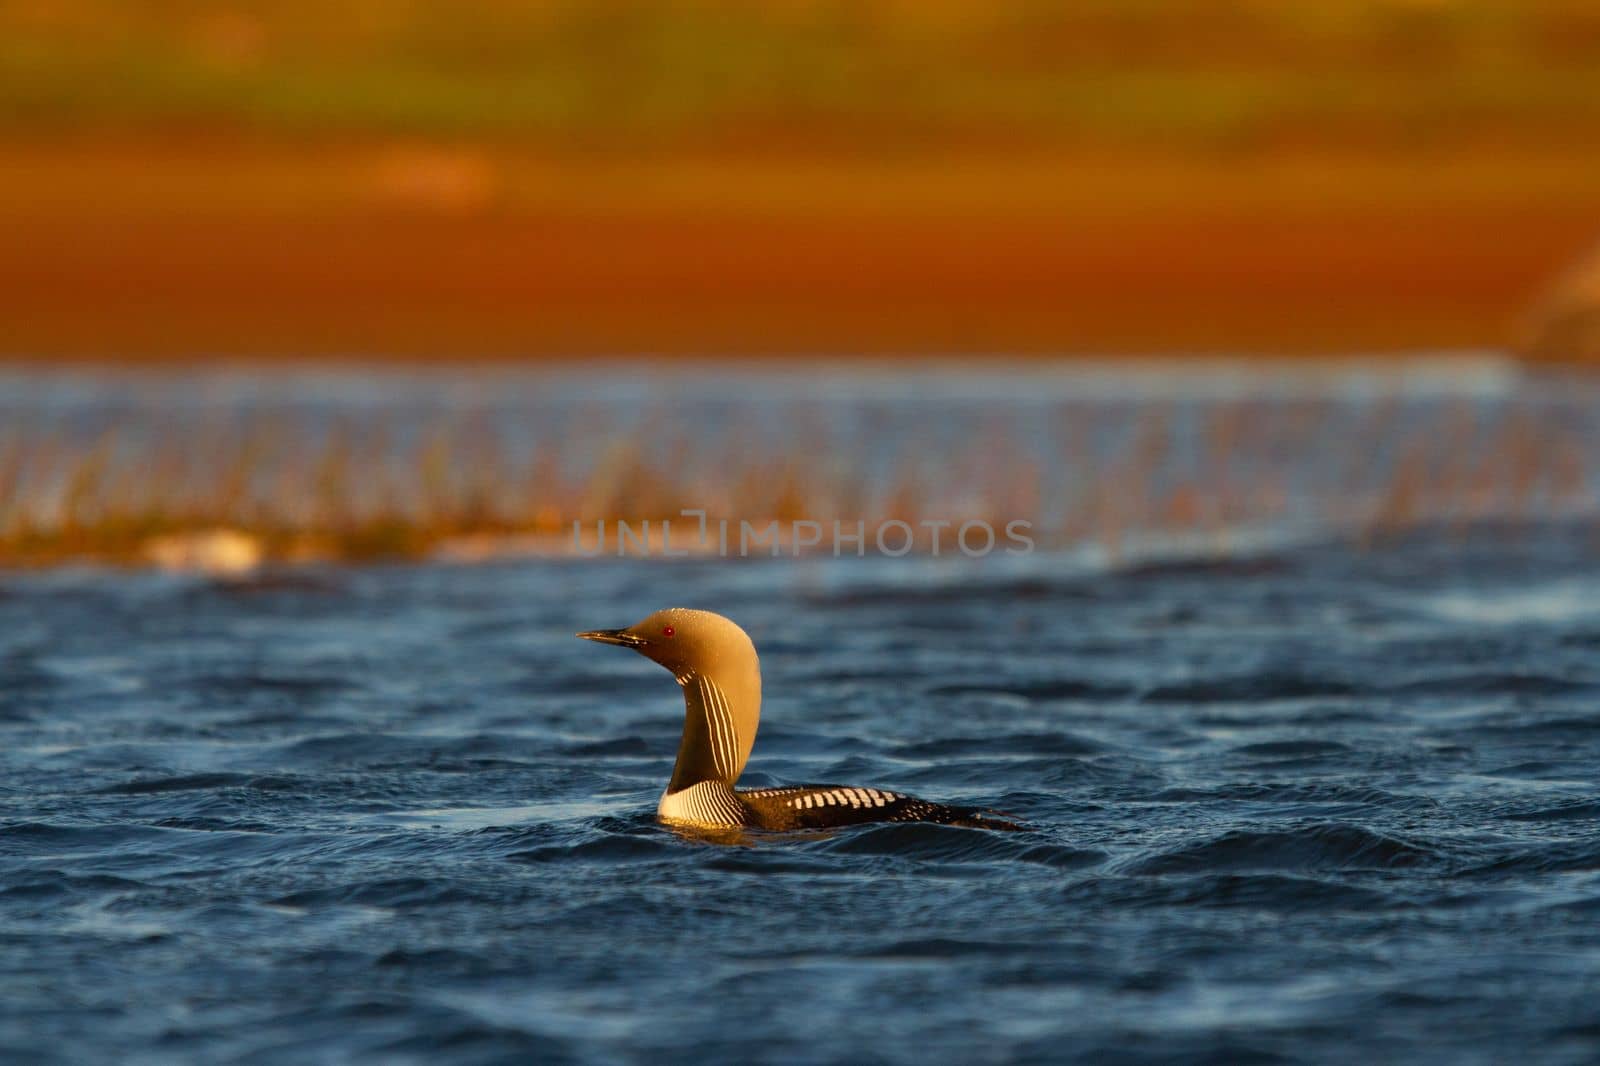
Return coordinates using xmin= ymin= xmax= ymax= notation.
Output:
xmin=667 ymin=664 xmax=761 ymax=793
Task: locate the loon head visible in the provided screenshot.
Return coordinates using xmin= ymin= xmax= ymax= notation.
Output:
xmin=578 ymin=608 xmax=762 ymax=788
xmin=577 ymin=608 xmax=751 ymax=675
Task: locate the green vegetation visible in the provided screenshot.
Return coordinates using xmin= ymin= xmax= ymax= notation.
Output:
xmin=4 ymin=1 xmax=1599 ymax=149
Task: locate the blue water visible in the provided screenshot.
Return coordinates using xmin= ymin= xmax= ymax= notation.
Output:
xmin=5 ymin=530 xmax=1600 ymax=1063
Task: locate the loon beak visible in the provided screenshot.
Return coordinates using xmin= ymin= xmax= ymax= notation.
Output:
xmin=576 ymin=628 xmax=648 ymax=648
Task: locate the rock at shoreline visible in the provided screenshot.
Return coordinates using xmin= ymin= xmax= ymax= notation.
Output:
xmin=143 ymin=529 xmax=263 ymax=576
xmin=1522 ymin=241 xmax=1600 ymax=362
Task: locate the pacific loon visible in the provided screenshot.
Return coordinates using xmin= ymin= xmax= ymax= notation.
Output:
xmin=578 ymin=608 xmax=1019 ymax=832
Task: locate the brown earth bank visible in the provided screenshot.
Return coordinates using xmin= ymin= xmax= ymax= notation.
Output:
xmin=5 ymin=140 xmax=1599 ymax=361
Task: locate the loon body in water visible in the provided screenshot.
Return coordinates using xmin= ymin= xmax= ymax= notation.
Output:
xmin=578 ymin=608 xmax=1019 ymax=832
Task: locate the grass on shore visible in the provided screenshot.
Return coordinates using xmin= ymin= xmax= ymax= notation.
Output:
xmin=1 ymin=381 xmax=1593 ymax=570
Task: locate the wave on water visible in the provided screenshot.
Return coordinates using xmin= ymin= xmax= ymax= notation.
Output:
xmin=4 ymin=527 xmax=1600 ymax=1062
xmin=1115 ymin=823 xmax=1441 ymax=876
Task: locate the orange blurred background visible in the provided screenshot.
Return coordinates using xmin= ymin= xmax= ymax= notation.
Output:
xmin=5 ymin=1 xmax=1600 ymax=361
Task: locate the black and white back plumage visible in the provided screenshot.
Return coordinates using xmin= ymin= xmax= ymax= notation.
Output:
xmin=659 ymin=781 xmax=1021 ymax=832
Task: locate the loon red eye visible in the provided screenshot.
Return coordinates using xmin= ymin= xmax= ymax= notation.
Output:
xmin=662 ymin=626 xmax=675 ymax=638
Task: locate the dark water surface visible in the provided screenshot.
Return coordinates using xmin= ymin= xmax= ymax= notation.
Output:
xmin=5 ymin=532 xmax=1600 ymax=1063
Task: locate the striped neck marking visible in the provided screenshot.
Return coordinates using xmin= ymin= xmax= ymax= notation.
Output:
xmin=679 ymin=669 xmax=740 ymax=782
xmin=658 ymin=780 xmax=747 ymax=827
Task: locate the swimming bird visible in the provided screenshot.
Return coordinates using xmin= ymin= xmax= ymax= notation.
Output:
xmin=578 ymin=608 xmax=1020 ymax=831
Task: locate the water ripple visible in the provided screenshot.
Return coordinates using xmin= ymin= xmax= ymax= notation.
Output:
xmin=4 ymin=530 xmax=1600 ymax=1062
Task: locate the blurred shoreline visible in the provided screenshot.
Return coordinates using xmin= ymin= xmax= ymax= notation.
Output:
xmin=1 ymin=357 xmax=1593 ymax=572
xmin=6 ymin=138 xmax=1599 ymax=361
